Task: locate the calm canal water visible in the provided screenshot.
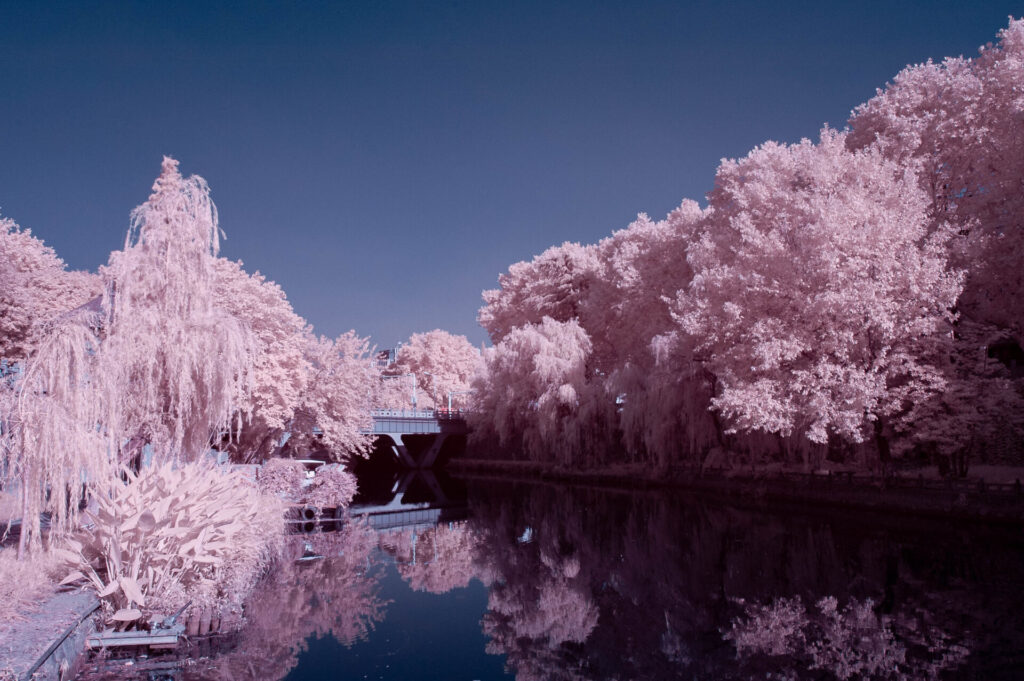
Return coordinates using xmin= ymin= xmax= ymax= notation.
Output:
xmin=79 ymin=469 xmax=1024 ymax=680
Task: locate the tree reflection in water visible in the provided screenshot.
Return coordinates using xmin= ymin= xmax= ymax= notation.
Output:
xmin=727 ymin=595 xmax=926 ymax=679
xmin=379 ymin=521 xmax=490 ymax=594
xmin=75 ymin=476 xmax=1024 ymax=680
xmin=194 ymin=522 xmax=388 ymax=680
xmin=457 ymin=480 xmax=1024 ymax=680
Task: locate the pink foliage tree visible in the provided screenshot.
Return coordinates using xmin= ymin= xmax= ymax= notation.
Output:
xmin=479 ymin=241 xmax=602 ymax=343
xmin=376 ymin=368 xmax=416 ymax=409
xmin=98 ymin=156 xmax=254 ymax=462
xmin=0 ymin=216 xmax=100 ymax=363
xmin=5 ymin=319 xmax=109 ymax=555
xmin=677 ymin=130 xmax=961 ymax=462
xmin=4 ymin=157 xmax=374 ymax=556
xmin=389 ymin=329 xmax=482 ymax=410
xmin=5 ymin=157 xmax=255 ymax=553
xmin=476 ymin=241 xmax=626 ymax=465
xmin=588 ymin=203 xmax=723 ymax=467
xmin=211 ymin=259 xmax=376 ymax=462
xmin=848 ymin=18 xmax=1024 ymax=335
xmin=585 ymin=204 xmax=703 ymax=369
xmin=0 ymin=218 xmax=99 ymax=552
xmin=286 ymin=331 xmax=375 ymax=458
xmin=212 ymin=258 xmax=311 ymax=461
xmin=897 ymin=320 xmax=1024 ymax=473
xmin=472 ymin=317 xmax=616 ymax=465
xmin=213 ymin=258 xmax=377 ymax=461
xmin=474 ymin=126 xmax=974 ymax=469
xmin=847 ymin=18 xmax=1024 ymax=468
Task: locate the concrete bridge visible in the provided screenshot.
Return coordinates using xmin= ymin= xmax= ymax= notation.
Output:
xmin=365 ymin=409 xmax=469 ymax=468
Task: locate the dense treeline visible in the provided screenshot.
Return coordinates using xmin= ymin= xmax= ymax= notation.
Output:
xmin=470 ymin=20 xmax=1024 ymax=474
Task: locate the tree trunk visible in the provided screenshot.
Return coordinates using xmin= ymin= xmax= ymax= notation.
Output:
xmin=873 ymin=417 xmax=891 ymax=477
xmin=702 ymin=369 xmax=727 ymax=470
xmin=17 ymin=482 xmax=28 ymax=559
xmin=951 ymin=434 xmax=972 ymax=478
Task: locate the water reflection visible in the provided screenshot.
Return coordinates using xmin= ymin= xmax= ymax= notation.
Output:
xmin=76 ymin=472 xmax=1024 ymax=680
xmin=379 ymin=521 xmax=485 ymax=594
xmin=462 ymin=479 xmax=1023 ymax=680
xmin=76 ymin=522 xmax=389 ymax=681
xmin=724 ymin=595 xmax=966 ymax=680
xmin=211 ymin=524 xmax=388 ymax=680
xmin=194 ymin=523 xmax=387 ymax=681
xmin=349 ymin=468 xmax=469 ymax=531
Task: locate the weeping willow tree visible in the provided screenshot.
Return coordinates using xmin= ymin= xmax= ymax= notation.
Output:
xmin=6 ymin=318 xmax=108 ymax=556
xmin=3 ymin=157 xmax=253 ymax=555
xmin=99 ymin=157 xmax=252 ymax=460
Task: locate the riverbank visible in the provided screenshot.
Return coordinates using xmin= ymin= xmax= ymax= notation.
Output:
xmin=448 ymin=458 xmax=1024 ymax=525
xmin=0 ymin=590 xmax=98 ymax=681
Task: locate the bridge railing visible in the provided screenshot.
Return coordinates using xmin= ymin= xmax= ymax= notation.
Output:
xmin=371 ymin=408 xmax=470 ymax=421
xmin=372 ymin=408 xmax=438 ymax=419
xmin=435 ymin=409 xmax=469 ymax=422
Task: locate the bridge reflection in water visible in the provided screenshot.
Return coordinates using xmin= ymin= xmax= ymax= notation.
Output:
xmin=285 ymin=469 xmax=469 ymax=576
xmin=347 ymin=469 xmax=468 ymax=534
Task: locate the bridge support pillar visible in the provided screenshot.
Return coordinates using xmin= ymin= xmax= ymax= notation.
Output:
xmin=385 ymin=435 xmax=418 ymax=468
xmin=417 ymin=433 xmax=448 ymax=468
xmin=380 ymin=433 xmax=449 ymax=469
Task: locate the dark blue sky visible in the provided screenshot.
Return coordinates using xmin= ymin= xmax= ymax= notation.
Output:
xmin=0 ymin=1 xmax=1017 ymax=347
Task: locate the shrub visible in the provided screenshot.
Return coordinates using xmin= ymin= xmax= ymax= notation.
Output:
xmin=257 ymin=458 xmax=358 ymax=511
xmin=303 ymin=464 xmax=358 ymax=510
xmin=255 ymin=457 xmax=307 ymax=501
xmin=59 ymin=461 xmax=285 ymax=628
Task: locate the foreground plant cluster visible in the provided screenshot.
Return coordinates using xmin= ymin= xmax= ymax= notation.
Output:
xmin=59 ymin=462 xmax=285 ymax=626
xmin=471 ymin=20 xmax=1024 ymax=475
